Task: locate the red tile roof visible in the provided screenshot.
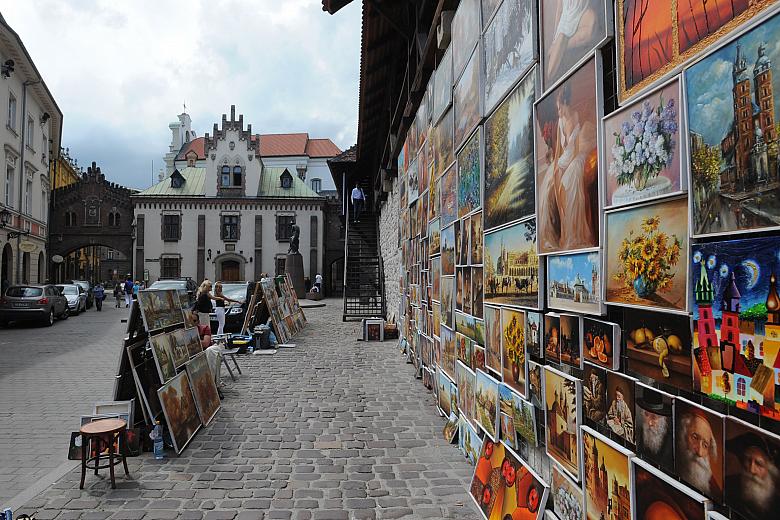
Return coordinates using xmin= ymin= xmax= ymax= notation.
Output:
xmin=305 ymin=138 xmax=343 ymax=158
xmin=175 ymin=137 xmax=206 ymax=161
xmin=178 ymin=134 xmax=340 ymax=160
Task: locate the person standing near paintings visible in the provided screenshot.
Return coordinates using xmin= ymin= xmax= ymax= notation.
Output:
xmin=194 ymin=280 xmax=214 ymax=328
xmin=213 ymin=281 xmax=240 ymax=336
xmin=123 ymin=276 xmax=134 ymax=308
xmin=351 ymin=183 xmax=365 ymax=223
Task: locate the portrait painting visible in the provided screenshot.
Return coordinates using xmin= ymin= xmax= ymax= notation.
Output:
xmin=725 ymin=416 xmax=780 ymax=519
xmin=552 ymin=463 xmax=584 ymax=520
xmin=441 ymin=223 xmax=456 ymax=276
xmin=604 ymin=77 xmax=683 ymax=209
xmin=619 ymin=0 xmax=779 ymax=101
xmin=438 ymin=368 xmax=455 ymax=417
xmin=452 ymin=0 xmax=481 ymax=78
xmin=635 ymin=382 xmax=675 ymax=474
xmin=624 ymin=307 xmax=693 ymax=391
xmin=457 ymin=360 xmax=477 ymax=423
xmin=501 ymin=307 xmax=527 ymax=396
xmin=540 ymin=0 xmax=607 ymax=89
xmin=441 ymin=164 xmax=458 ymax=228
xmin=472 ymin=266 xmax=484 ymax=319
xmin=482 ymin=0 xmax=535 ymax=113
xmin=460 ymin=414 xmax=483 ymax=465
xmin=150 ymin=332 xmax=176 ymax=383
xmin=185 ymin=352 xmax=220 ymax=426
xmin=138 ymin=289 xmax=184 ymax=333
xmin=605 ymin=197 xmax=689 ymax=312
xmin=484 ymin=68 xmax=537 ymax=231
xmin=433 ymin=48 xmax=453 ymax=124
xmin=633 ymin=458 xmax=710 ymax=520
xmin=544 ymin=313 xmax=561 ymax=364
xmin=582 ymin=363 xmax=607 ymax=426
xmin=547 ymin=251 xmax=602 ymax=315
xmin=476 ymin=369 xmax=500 ymax=440
xmin=457 ymin=127 xmax=482 ymax=218
xmin=441 ymin=323 xmax=457 ymax=379
xmin=484 ymin=219 xmax=542 ymax=309
xmin=582 ymin=318 xmax=621 ymax=370
xmin=535 ymin=58 xmax=600 ymax=254
xmin=558 ymin=313 xmax=582 ymax=369
xmin=526 ymin=311 xmax=542 ymax=359
xmin=484 ymin=305 xmax=502 ymax=374
xmin=606 ymin=371 xmax=636 ymax=446
xmin=674 ymin=399 xmax=725 ymax=503
xmin=470 ymin=211 xmax=483 ymax=264
xmin=690 ymin=236 xmax=780 ymax=421
xmin=454 ymin=48 xmax=482 ymax=148
xmin=157 ymin=371 xmax=201 ymax=454
xmin=527 ymin=360 xmax=543 ymax=409
xmin=582 ymin=425 xmax=633 ymax=520
xmin=433 ymin=108 xmax=455 ymax=178
xmin=544 ymin=365 xmax=582 ymax=481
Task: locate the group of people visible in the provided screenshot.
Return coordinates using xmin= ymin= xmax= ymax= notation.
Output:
xmin=113 ymin=277 xmax=144 ymax=308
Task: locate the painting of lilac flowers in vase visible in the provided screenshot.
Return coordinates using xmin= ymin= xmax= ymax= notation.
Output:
xmin=603 ymin=78 xmax=683 ymax=209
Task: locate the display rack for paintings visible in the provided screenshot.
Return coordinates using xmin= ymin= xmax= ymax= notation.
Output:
xmin=259 ymin=274 xmax=307 ymax=344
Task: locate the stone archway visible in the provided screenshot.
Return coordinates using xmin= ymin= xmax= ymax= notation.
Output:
xmin=214 ymin=253 xmax=246 ymax=282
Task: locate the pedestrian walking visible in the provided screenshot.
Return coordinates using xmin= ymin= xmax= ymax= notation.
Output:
xmin=194 ymin=279 xmax=214 ymax=327
xmin=93 ymin=282 xmax=105 ymax=311
xmin=123 ymin=276 xmax=134 ymax=307
xmin=315 ymin=272 xmax=323 ymax=293
xmin=351 ymin=183 xmax=365 ymax=222
xmin=114 ymin=283 xmax=122 ymax=308
xmin=213 ymin=281 xmax=240 ymax=335
xmin=132 ymin=280 xmax=140 ymax=300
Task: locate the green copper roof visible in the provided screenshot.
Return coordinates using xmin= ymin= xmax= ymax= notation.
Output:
xmin=257 ymin=167 xmax=322 ymax=198
xmin=136 ymin=167 xmax=206 ymax=197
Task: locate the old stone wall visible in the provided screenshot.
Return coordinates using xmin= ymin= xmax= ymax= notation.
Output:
xmin=378 ymin=175 xmax=400 ymax=322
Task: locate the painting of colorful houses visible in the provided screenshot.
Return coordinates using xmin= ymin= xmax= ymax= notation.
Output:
xmin=691 ymin=236 xmax=780 ymax=421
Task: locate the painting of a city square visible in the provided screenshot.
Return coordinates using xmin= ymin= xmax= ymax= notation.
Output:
xmin=583 ymin=426 xmax=633 ymax=520
xmin=547 ymin=251 xmax=601 ymax=315
xmin=484 ymin=219 xmax=542 ymax=309
xmin=691 ymin=236 xmax=780 ymax=421
xmin=687 ymin=12 xmax=780 ymax=236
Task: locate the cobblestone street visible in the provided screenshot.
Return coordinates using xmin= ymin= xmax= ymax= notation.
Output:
xmin=13 ymin=300 xmax=477 ymax=519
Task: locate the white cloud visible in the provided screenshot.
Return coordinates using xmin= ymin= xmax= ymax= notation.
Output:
xmin=551 ymin=256 xmax=573 ymax=270
xmin=2 ymin=0 xmax=361 ymax=188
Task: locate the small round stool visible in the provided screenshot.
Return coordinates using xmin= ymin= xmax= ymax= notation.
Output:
xmin=79 ymin=418 xmax=130 ymax=489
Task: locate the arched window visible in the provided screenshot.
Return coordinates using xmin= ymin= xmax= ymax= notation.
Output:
xmin=114 ymin=213 xmax=120 ymax=227
xmin=233 ymin=165 xmax=243 ymax=187
xmin=108 ymin=213 xmax=114 ymax=226
xmin=221 ymin=165 xmax=231 ymax=187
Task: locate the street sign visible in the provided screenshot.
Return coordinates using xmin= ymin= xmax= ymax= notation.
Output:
xmin=51 ymin=254 xmax=64 ymax=263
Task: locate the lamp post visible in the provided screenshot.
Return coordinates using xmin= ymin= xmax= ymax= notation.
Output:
xmin=0 ymin=208 xmax=29 ymax=239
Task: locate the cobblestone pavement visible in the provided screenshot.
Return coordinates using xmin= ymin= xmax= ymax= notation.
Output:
xmin=15 ymin=300 xmax=478 ymax=519
xmin=0 ymin=303 xmax=126 ymax=505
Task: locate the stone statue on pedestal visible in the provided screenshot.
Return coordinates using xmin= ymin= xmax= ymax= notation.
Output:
xmin=288 ymin=225 xmax=300 ymax=254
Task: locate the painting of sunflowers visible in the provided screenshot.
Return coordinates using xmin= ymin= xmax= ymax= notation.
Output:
xmin=605 ymin=197 xmax=689 ymax=312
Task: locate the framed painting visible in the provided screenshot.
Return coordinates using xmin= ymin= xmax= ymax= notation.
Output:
xmin=482 ymin=0 xmax=536 ymax=114
xmin=484 ymin=67 xmax=537 ymax=232
xmin=157 ymin=371 xmax=201 ymax=454
xmin=527 ymin=360 xmax=544 ymax=409
xmin=674 ymin=398 xmax=725 ymax=503
xmin=440 ymin=164 xmax=457 ymax=228
xmin=582 ymin=317 xmax=621 ymax=370
xmin=470 ymin=211 xmax=483 ymax=265
xmin=432 ymin=256 xmax=441 ymax=302
xmin=633 ymin=458 xmax=710 ymax=520
xmin=452 ymin=0 xmax=481 ymax=79
xmin=634 ymin=382 xmax=675 ymax=474
xmin=499 ymin=383 xmax=516 ymax=444
xmin=603 ymin=76 xmax=684 ymax=209
xmin=690 ymin=236 xmax=780 ymax=421
xmin=618 ymin=0 xmax=779 ymax=102
xmin=582 ymin=363 xmax=607 ymax=427
xmin=459 ymin=216 xmax=471 ymax=265
xmin=438 ymin=368 xmax=456 ymax=417
xmin=443 ymin=412 xmax=459 ymax=443
xmin=605 ymin=370 xmax=637 ymax=446
xmin=544 ymin=365 xmax=582 ymax=481
xmin=534 ymin=57 xmax=600 ymax=254
xmin=501 ymin=307 xmax=527 ymax=396
xmin=185 ymin=352 xmax=220 ymax=426
xmin=429 ymin=218 xmax=441 ymax=257
xmin=472 ymin=266 xmax=484 ymax=319
xmin=457 ymin=267 xmax=465 ymax=311
xmin=552 ymin=463 xmax=585 ymax=520
xmin=407 ymin=155 xmax=419 ymax=205
xmin=433 ymin=108 xmax=455 ymax=178
xmin=547 ymin=251 xmax=603 ymax=315
xmin=484 ymin=218 xmax=543 ymax=309
xmin=540 ymin=0 xmax=609 ymax=91
xmin=150 ymin=332 xmax=176 ymax=383
xmin=475 ymin=368 xmax=500 ymax=440
xmin=137 ymin=289 xmax=184 ymax=333
xmin=433 ymin=47 xmax=453 ymax=124
xmin=459 ymin=414 xmax=483 ymax=465
xmin=182 ymin=327 xmax=202 ymax=358
xmin=441 ymin=275 xmax=455 ymax=330
xmin=456 ymin=360 xmax=477 ymax=424
xmin=582 ymin=425 xmax=634 ymax=520
xmin=441 ymin=223 xmax=456 ymax=276
xmin=558 ymin=313 xmax=582 ymax=369
xmin=428 ymin=173 xmax=439 ymax=221
xmin=457 ymin=127 xmax=482 ymax=218
xmin=168 ymin=328 xmax=190 ymax=369
xmin=605 ymin=196 xmax=689 ymax=312
xmin=512 ymin=391 xmax=538 ymax=448
xmin=544 ymin=313 xmax=561 ymax=364
xmin=454 ymin=47 xmax=482 ymax=149
xmin=526 ymin=311 xmax=542 ymax=359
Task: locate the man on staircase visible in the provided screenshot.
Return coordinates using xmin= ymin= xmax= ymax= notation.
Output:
xmin=351 ymin=183 xmax=365 ymax=223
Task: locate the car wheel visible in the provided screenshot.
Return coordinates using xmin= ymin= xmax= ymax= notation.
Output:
xmin=60 ymin=307 xmax=69 ymax=320
xmin=44 ymin=309 xmax=54 ymax=327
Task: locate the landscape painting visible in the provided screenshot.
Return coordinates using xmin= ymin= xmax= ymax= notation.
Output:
xmin=150 ymin=333 xmax=176 ymax=383
xmin=605 ymin=197 xmax=688 ymax=312
xmin=483 ymin=305 xmax=502 ymax=374
xmin=456 ymin=360 xmax=477 ymax=422
xmin=441 ymin=223 xmax=456 ymax=276
xmin=544 ymin=365 xmax=581 ymax=481
xmin=501 ymin=307 xmax=527 ymax=396
xmin=526 ymin=311 xmax=542 ymax=359
xmin=454 ymin=48 xmax=482 ymax=148
xmin=185 ymin=352 xmax=220 ymax=426
xmin=583 ymin=426 xmax=633 ymax=520
xmin=476 ymin=369 xmax=500 ymax=440
xmin=552 ymin=464 xmax=585 ymax=520
xmin=433 ymin=48 xmax=453 ymax=124
xmin=547 ymin=251 xmax=602 ymax=315
xmin=535 ymin=58 xmax=600 ymax=254
xmin=686 ymin=10 xmax=780 ymax=236
xmin=470 ymin=211 xmax=483 ymax=265
xmin=459 ymin=414 xmax=483 ymax=465
xmin=484 ymin=69 xmax=536 ymax=231
xmin=433 ymin=108 xmax=455 ymax=178
xmin=457 ymin=127 xmax=482 ymax=218
xmin=138 ymin=289 xmax=184 ymax=333
xmin=441 ymin=277 xmax=455 ymax=330
xmin=452 ymin=0 xmax=481 ymax=78
xmin=441 ymin=164 xmax=457 ymax=228
xmin=484 ymin=219 xmax=542 ymax=309
xmin=158 ymin=371 xmax=201 ymax=454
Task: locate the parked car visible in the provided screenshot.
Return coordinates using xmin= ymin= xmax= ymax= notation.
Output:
xmin=0 ymin=284 xmax=69 ymax=326
xmin=69 ymin=280 xmax=94 ymax=308
xmin=56 ymin=284 xmax=87 ymax=315
xmin=149 ymin=278 xmax=198 ymax=307
xmin=209 ymin=281 xmax=250 ymax=333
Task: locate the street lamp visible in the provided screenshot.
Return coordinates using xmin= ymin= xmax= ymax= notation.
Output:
xmin=0 ymin=209 xmax=29 ymax=239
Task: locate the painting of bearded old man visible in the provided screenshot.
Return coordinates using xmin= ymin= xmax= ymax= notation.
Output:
xmin=725 ymin=417 xmax=780 ymax=520
xmin=634 ymin=384 xmax=674 ymax=474
xmin=674 ymin=400 xmax=724 ymax=503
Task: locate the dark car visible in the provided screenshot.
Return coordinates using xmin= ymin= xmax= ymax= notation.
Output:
xmin=69 ymin=280 xmax=94 ymax=309
xmin=209 ymin=282 xmax=250 ymax=333
xmin=149 ymin=278 xmax=198 ymax=307
xmin=0 ymin=284 xmax=69 ymax=326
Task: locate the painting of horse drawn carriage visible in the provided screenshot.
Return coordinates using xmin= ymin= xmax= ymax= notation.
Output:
xmin=484 ymin=218 xmax=543 ymax=310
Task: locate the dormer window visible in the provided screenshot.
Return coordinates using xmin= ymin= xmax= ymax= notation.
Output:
xmin=280 ymin=169 xmax=293 ymax=189
xmin=170 ymin=169 xmax=185 ymax=189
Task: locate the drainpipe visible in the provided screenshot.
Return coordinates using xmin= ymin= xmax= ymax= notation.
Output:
xmin=16 ymin=80 xmax=39 ymax=284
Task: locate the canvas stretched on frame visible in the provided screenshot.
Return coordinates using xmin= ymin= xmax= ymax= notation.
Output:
xmin=544 ymin=365 xmax=582 ymax=482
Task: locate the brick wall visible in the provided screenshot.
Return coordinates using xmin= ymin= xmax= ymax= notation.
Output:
xmin=378 ymin=175 xmax=400 ymax=322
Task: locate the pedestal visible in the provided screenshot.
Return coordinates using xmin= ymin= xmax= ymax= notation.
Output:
xmin=285 ymin=253 xmax=305 ymax=298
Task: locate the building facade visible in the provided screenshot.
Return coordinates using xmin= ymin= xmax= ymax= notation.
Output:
xmin=51 ymin=147 xmax=80 ymax=190
xmin=0 ymin=14 xmax=62 ymax=286
xmin=133 ymin=107 xmax=339 ymax=284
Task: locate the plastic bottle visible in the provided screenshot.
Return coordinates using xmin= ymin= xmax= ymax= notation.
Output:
xmin=3 ymin=507 xmax=13 ymax=520
xmin=151 ymin=421 xmax=164 ymax=460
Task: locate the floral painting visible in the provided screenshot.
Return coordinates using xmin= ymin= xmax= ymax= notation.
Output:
xmin=484 ymin=219 xmax=542 ymax=309
xmin=605 ymin=197 xmax=688 ymax=311
xmin=604 ymin=78 xmax=682 ymax=208
xmin=454 ymin=48 xmax=482 ymax=148
xmin=457 ymin=127 xmax=482 ymax=218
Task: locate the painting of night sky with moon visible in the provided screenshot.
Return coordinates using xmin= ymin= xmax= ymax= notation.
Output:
xmin=690 ymin=236 xmax=780 ymax=422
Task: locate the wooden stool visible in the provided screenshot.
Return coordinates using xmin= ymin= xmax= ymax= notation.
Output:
xmin=79 ymin=418 xmax=129 ymax=489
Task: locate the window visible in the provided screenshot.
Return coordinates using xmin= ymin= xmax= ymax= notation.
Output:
xmin=311 ymin=178 xmax=322 ymax=193
xmin=24 ymin=179 xmax=31 ymax=215
xmin=65 ymin=211 xmax=76 ymax=227
xmin=161 ymin=257 xmax=181 ymax=278
xmin=40 ymin=190 xmax=46 ymax=221
xmin=221 ymin=215 xmax=239 ymax=240
xmin=737 ymin=378 xmax=746 ymax=397
xmin=108 ymin=213 xmax=114 ymax=226
xmin=114 ymin=212 xmax=120 ymax=227
xmin=107 ymin=249 xmax=114 ymax=260
xmin=41 ymin=131 xmax=47 ymax=163
xmin=5 ymin=165 xmax=13 ymax=207
xmin=233 ymin=166 xmax=242 ymax=186
xmin=281 ymin=174 xmax=292 ymax=189
xmin=7 ymin=92 xmax=16 ymax=130
xmin=276 ymin=215 xmax=295 ymax=240
xmin=162 ymin=214 xmax=180 ymax=241
xmin=221 ymin=165 xmax=231 ymax=187
xmin=26 ymin=116 xmax=33 ymax=148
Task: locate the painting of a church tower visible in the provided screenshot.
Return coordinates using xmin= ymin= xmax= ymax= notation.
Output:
xmin=691 ymin=236 xmax=780 ymax=422
xmin=687 ymin=12 xmax=780 ymax=236
xmin=583 ymin=426 xmax=633 ymax=520
xmin=484 ymin=219 xmax=542 ymax=309
xmin=544 ymin=366 xmax=582 ymax=481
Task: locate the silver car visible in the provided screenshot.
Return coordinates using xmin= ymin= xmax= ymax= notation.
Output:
xmin=0 ymin=284 xmax=69 ymax=326
xmin=57 ymin=284 xmax=87 ymax=315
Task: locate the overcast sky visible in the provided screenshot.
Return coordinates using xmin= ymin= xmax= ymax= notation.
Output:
xmin=2 ymin=0 xmax=361 ymax=189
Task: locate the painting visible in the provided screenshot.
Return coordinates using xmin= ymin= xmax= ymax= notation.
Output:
xmin=430 ymin=219 xmax=441 ymax=258
xmin=433 ymin=48 xmax=453 ymax=124
xmin=432 ymin=258 xmax=441 ymax=303
xmin=501 ymin=308 xmax=527 ymax=396
xmin=459 ymin=216 xmax=471 ymax=265
xmin=438 ymin=368 xmax=457 ymax=417
xmin=444 ymin=412 xmax=460 ymax=443
xmin=512 ymin=391 xmax=538 ymax=448
xmin=544 ymin=313 xmax=561 ymax=364
xmin=633 ymin=458 xmax=710 ymax=520
xmin=168 ymin=328 xmax=190 ymax=369
xmin=540 ymin=0 xmax=607 ymax=90
xmin=558 ymin=313 xmax=582 ymax=369
xmin=484 ymin=69 xmax=536 ymax=231
xmin=457 ymin=360 xmax=477 ymax=423
xmin=454 ymin=48 xmax=482 ymax=148
xmin=441 ymin=324 xmax=457 ymax=378
xmin=137 ymin=289 xmax=184 ymax=333
xmin=433 ymin=109 xmax=455 ymax=178
xmin=157 ymin=371 xmax=201 ymax=454
xmin=583 ymin=318 xmax=621 ymax=370
xmin=429 ymin=175 xmax=439 ymax=222
xmin=457 ymin=267 xmax=465 ymax=311
xmin=583 ymin=425 xmax=633 ymax=520
xmin=547 ymin=251 xmax=602 ymax=315
xmin=460 ymin=414 xmax=483 ymax=465
xmin=606 ymin=371 xmax=636 ymax=446
xmin=470 ymin=211 xmax=483 ymax=264
xmin=150 ymin=333 xmax=176 ymax=383
xmin=482 ymin=0 xmax=535 ymax=113
xmin=725 ymin=416 xmax=780 ymax=518
xmin=182 ymin=327 xmax=202 ymax=358
xmin=484 ymin=305 xmax=502 ymax=374
xmin=552 ymin=464 xmax=584 ymax=520
xmin=618 ymin=0 xmax=779 ymax=101
xmin=583 ymin=363 xmax=607 ymax=426
xmin=527 ymin=360 xmax=543 ymax=409
xmin=476 ymin=369 xmax=500 ymax=440
xmin=458 ymin=332 xmax=474 ymax=368
xmin=441 ymin=164 xmax=458 ymax=228
xmin=526 ymin=311 xmax=542 ymax=359
xmin=473 ymin=266 xmax=484 ymax=319
xmin=185 ymin=352 xmax=220 ymax=426
xmin=457 ymin=311 xmax=485 ymax=344
xmin=625 ymin=307 xmax=693 ymax=390
xmin=473 ymin=343 xmax=487 ymax=372
xmin=484 ymin=219 xmax=542 ymax=309
xmin=691 ymin=236 xmax=780 ymax=422
xmin=452 ymin=0 xmax=481 ymax=78
xmin=441 ymin=223 xmax=456 ymax=276
xmin=458 ymin=127 xmax=482 ymax=218
xmin=635 ymin=382 xmax=675 ymax=474
xmin=605 ymin=197 xmax=688 ymax=311
xmin=500 ymin=383 xmax=517 ymax=444
xmin=408 ymin=155 xmax=419 ymax=205
xmin=604 ymin=78 xmax=683 ymax=209
xmin=544 ymin=365 xmax=582 ymax=481
xmin=674 ymin=398 xmax=725 ymax=503
xmin=535 ymin=58 xmax=600 ymax=254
